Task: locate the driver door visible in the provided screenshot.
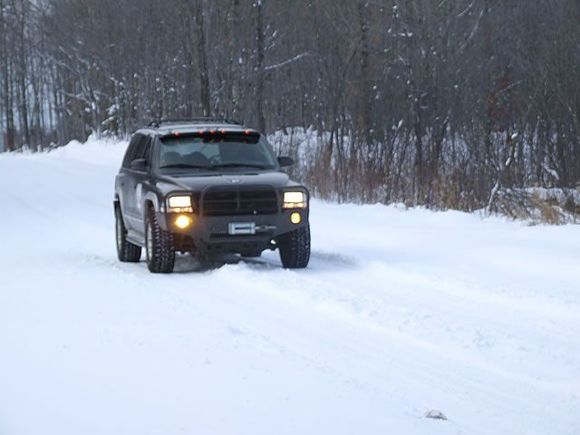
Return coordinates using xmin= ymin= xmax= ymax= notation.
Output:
xmin=124 ymin=135 xmax=152 ymax=233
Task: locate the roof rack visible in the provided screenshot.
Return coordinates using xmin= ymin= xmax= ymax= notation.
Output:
xmin=148 ymin=117 xmax=242 ymax=128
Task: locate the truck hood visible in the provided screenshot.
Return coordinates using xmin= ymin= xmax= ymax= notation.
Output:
xmin=156 ymin=171 xmax=299 ymax=194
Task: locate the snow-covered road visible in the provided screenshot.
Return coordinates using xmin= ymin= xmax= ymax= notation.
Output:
xmin=1 ymin=140 xmax=579 ymax=435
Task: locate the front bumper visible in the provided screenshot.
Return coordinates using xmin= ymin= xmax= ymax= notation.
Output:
xmin=157 ymin=208 xmax=309 ymax=253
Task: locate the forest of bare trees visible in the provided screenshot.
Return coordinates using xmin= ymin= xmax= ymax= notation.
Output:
xmin=1 ymin=0 xmax=579 ymax=211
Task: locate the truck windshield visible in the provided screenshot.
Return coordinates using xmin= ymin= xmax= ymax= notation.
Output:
xmin=158 ymin=134 xmax=278 ymax=172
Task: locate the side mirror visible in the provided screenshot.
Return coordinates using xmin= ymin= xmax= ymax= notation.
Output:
xmin=130 ymin=158 xmax=148 ymax=171
xmin=277 ymin=156 xmax=294 ymax=168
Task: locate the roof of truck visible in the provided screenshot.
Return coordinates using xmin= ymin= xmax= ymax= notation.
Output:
xmin=138 ymin=118 xmax=256 ymax=136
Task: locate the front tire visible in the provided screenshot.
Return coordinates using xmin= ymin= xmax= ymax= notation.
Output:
xmin=145 ymin=211 xmax=175 ymax=273
xmin=278 ymin=225 xmax=311 ymax=269
xmin=115 ymin=205 xmax=141 ymax=263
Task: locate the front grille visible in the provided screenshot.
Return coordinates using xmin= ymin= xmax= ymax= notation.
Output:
xmin=202 ymin=187 xmax=279 ymax=216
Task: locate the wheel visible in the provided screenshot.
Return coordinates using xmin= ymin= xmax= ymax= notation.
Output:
xmin=115 ymin=205 xmax=141 ymax=262
xmin=278 ymin=225 xmax=311 ymax=269
xmin=145 ymin=210 xmax=175 ymax=273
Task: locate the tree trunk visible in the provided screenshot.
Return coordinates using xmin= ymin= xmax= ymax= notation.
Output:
xmin=194 ymin=0 xmax=211 ymax=116
xmin=0 ymin=0 xmax=14 ymax=150
xmin=17 ymin=0 xmax=30 ymax=147
xmin=255 ymin=0 xmax=266 ymax=132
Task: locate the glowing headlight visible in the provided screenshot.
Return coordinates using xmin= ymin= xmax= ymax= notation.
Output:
xmin=168 ymin=195 xmax=193 ymax=212
xmin=168 ymin=195 xmax=191 ymax=208
xmin=283 ymin=191 xmax=307 ymax=209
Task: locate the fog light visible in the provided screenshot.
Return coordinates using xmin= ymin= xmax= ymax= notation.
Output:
xmin=175 ymin=215 xmax=193 ymax=229
xmin=290 ymin=212 xmax=302 ymax=224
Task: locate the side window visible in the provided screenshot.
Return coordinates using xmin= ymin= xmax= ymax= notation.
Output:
xmin=136 ymin=136 xmax=152 ymax=163
xmin=122 ymin=134 xmax=142 ymax=168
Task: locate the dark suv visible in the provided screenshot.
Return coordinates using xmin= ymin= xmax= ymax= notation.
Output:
xmin=114 ymin=119 xmax=310 ymax=273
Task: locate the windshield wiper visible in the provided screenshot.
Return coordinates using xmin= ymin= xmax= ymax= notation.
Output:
xmin=159 ymin=163 xmax=215 ymax=170
xmin=210 ymin=163 xmax=269 ymax=170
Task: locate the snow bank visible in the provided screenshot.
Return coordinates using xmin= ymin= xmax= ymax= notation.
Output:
xmin=3 ymin=135 xmax=128 ymax=167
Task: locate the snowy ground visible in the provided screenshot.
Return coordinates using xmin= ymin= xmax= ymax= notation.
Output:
xmin=1 ymin=139 xmax=579 ymax=435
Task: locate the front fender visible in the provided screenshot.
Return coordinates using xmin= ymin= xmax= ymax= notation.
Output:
xmin=143 ymin=190 xmax=162 ymax=213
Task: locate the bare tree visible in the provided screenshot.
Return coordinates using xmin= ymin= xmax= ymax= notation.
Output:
xmin=1 ymin=0 xmax=578 ymax=213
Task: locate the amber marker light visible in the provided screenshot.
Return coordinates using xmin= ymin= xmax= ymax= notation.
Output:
xmin=290 ymin=212 xmax=302 ymax=225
